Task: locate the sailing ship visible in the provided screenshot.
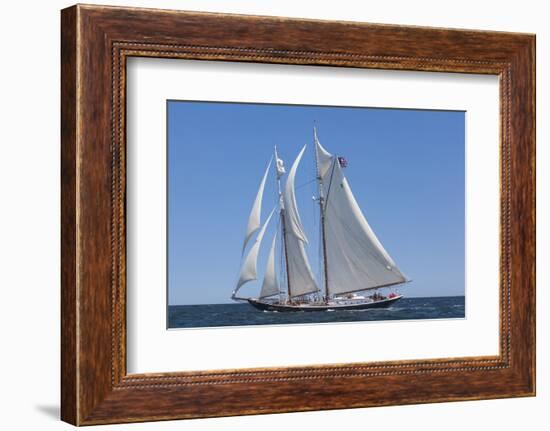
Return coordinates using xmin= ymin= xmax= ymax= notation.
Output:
xmin=231 ymin=127 xmax=410 ymax=312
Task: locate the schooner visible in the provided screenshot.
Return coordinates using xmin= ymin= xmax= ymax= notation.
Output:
xmin=231 ymin=127 xmax=410 ymax=311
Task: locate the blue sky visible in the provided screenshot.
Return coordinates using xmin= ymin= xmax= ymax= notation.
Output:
xmin=168 ymin=101 xmax=465 ymax=305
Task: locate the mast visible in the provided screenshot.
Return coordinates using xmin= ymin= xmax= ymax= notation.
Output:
xmin=274 ymin=146 xmax=291 ymax=301
xmin=314 ymin=127 xmax=330 ymax=302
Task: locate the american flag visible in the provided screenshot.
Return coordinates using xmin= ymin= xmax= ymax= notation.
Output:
xmin=337 ymin=156 xmax=348 ymax=168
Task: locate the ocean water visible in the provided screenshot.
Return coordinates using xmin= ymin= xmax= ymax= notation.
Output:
xmin=168 ymin=296 xmax=465 ymax=329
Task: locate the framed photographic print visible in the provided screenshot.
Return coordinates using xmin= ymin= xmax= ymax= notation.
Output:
xmin=61 ymin=4 xmax=535 ymax=425
xmin=165 ymin=100 xmax=465 ymax=329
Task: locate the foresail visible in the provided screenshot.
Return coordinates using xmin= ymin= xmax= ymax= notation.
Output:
xmin=259 ymin=232 xmax=279 ymax=298
xmin=315 ymin=137 xmax=407 ymax=296
xmin=283 ymin=145 xmax=319 ymax=297
xmin=242 ymin=158 xmax=272 ymax=255
xmin=235 ymin=208 xmax=275 ymax=293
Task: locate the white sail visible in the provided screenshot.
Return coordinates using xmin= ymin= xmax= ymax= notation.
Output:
xmin=283 ymin=146 xmax=319 ymax=297
xmin=259 ymin=232 xmax=279 ymax=298
xmin=235 ymin=208 xmax=275 ymax=293
xmin=283 ymin=146 xmax=309 ymax=243
xmin=314 ymin=127 xmax=333 ymax=178
xmin=284 ymin=233 xmax=319 ymax=297
xmin=242 ymin=158 xmax=272 ymax=255
xmin=315 ymin=136 xmax=407 ymax=296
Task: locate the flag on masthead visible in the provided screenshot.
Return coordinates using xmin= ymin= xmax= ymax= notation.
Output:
xmin=337 ymin=156 xmax=348 ymax=168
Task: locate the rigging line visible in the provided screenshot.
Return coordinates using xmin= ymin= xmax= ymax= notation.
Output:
xmin=323 ymin=157 xmax=338 ymax=214
xmin=295 ymin=178 xmax=317 ymax=190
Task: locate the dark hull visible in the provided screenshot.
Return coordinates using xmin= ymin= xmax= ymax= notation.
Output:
xmin=247 ymin=295 xmax=403 ymax=312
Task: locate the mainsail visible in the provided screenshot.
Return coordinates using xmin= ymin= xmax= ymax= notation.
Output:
xmin=235 ymin=208 xmax=275 ymax=293
xmin=283 ymin=146 xmax=319 ymax=297
xmin=242 ymin=158 xmax=272 ymax=254
xmin=315 ymin=132 xmax=407 ymax=296
xmin=259 ymin=233 xmax=279 ymax=299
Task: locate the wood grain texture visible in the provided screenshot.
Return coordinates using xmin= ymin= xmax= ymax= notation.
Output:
xmin=60 ymin=4 xmax=535 ymax=425
xmin=60 ymin=5 xmax=78 ymax=425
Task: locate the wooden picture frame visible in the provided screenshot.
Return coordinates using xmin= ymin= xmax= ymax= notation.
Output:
xmin=61 ymin=4 xmax=535 ymax=425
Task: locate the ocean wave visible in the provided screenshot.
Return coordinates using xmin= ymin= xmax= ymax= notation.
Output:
xmin=168 ymin=297 xmax=466 ymax=328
